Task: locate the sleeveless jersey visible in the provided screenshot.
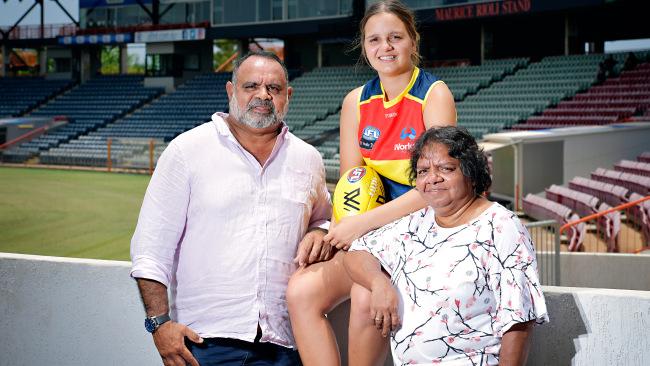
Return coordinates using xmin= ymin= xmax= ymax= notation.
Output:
xmin=357 ymin=67 xmax=444 ymax=200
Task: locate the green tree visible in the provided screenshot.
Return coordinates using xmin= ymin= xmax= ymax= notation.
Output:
xmin=101 ymin=46 xmax=119 ymax=75
xmin=128 ymin=53 xmax=144 ymax=74
xmin=213 ymin=39 xmax=239 ymax=71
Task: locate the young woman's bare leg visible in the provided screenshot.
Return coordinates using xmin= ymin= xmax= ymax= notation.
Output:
xmin=287 ymin=251 xmax=353 ymax=366
xmin=348 ymin=283 xmax=390 ymax=366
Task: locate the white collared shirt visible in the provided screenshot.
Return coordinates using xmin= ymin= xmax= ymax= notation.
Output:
xmin=131 ymin=113 xmax=331 ymax=347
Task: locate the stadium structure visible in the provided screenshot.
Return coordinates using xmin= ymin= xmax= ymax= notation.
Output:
xmin=1 ymin=1 xmax=650 ymax=364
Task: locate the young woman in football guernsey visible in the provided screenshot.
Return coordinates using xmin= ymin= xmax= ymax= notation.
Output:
xmin=287 ymin=1 xmax=456 ymax=365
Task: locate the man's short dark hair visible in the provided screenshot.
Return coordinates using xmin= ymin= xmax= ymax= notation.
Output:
xmin=409 ymin=126 xmax=492 ymax=196
xmin=231 ymin=51 xmax=288 ymax=85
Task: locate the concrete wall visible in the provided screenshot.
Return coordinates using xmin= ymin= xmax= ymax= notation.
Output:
xmin=528 ymin=286 xmax=650 ymax=366
xmin=522 ymin=140 xmax=564 ymax=198
xmin=558 ymin=252 xmax=650 ymax=291
xmin=0 ymin=253 xmax=159 ymax=366
xmin=1 ymin=253 xmax=649 ymax=366
xmin=144 ymin=76 xmax=176 ymax=93
xmin=562 ymin=125 xmax=650 ymax=185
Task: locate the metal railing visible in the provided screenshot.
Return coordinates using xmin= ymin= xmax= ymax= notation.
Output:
xmin=1 ymin=24 xmax=76 ymax=40
xmin=105 ymin=137 xmax=163 ymax=175
xmin=525 ymin=220 xmax=561 ymax=286
xmin=560 ymin=195 xmax=650 ymax=253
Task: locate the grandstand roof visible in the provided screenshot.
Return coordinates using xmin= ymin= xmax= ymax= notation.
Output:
xmin=483 ymin=121 xmax=650 ymax=144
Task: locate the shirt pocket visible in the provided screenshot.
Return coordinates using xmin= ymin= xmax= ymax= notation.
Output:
xmin=280 ymin=166 xmax=312 ymax=206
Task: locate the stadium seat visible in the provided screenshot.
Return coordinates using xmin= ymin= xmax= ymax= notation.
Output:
xmin=545 ymin=184 xmax=620 ymax=251
xmin=33 ymin=73 xmax=231 ymax=167
xmin=614 ymin=159 xmax=650 ymax=177
xmin=3 ymin=75 xmax=163 ymax=164
xmin=0 ymin=77 xmax=73 ymax=118
xmin=638 ymin=151 xmax=650 ymax=163
xmin=522 ymin=193 xmax=585 ymax=251
xmin=591 ymin=167 xmax=650 ymax=196
xmin=514 ymin=61 xmax=650 ymax=131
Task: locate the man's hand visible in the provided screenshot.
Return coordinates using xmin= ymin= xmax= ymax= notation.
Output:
xmin=135 ymin=279 xmax=200 ymax=365
xmin=152 ymin=321 xmax=203 ymax=366
xmin=369 ymin=275 xmax=401 ymax=338
xmin=294 ymin=228 xmax=332 ymax=267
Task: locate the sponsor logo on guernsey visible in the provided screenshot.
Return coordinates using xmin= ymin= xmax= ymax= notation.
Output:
xmin=360 ymin=126 xmax=380 ymax=150
xmin=400 ymin=127 xmax=417 ymax=140
xmin=347 ymin=167 xmax=367 ymax=183
xmin=394 ymin=127 xmax=416 ymax=151
xmin=394 ymin=142 xmax=415 ymax=151
xmin=385 ymin=112 xmax=398 ymax=118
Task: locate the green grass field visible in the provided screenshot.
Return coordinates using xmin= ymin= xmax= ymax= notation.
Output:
xmin=0 ymin=167 xmax=151 ymax=260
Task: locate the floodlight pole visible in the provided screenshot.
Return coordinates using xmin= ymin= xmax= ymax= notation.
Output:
xmin=0 ymin=29 xmax=6 ymax=77
xmin=6 ymin=1 xmax=40 ymax=36
xmin=135 ymin=0 xmax=160 ymax=25
xmin=51 ymin=0 xmax=80 ymax=27
xmin=1 ymin=44 xmax=6 ymax=77
xmin=39 ymin=0 xmax=46 ymax=75
xmin=152 ymin=0 xmax=159 ymax=24
xmin=159 ymin=3 xmax=176 ymax=20
xmin=39 ymin=0 xmax=44 ymax=39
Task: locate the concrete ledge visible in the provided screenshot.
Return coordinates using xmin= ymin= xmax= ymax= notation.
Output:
xmin=556 ymin=252 xmax=650 ymax=291
xmin=1 ymin=253 xmax=649 ymax=366
xmin=0 ymin=253 xmax=158 ymax=366
xmin=527 ymin=286 xmax=650 ymax=366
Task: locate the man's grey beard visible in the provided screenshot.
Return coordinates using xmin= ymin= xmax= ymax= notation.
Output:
xmin=229 ymin=93 xmax=288 ymax=129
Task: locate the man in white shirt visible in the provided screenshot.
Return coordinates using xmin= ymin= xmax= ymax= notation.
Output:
xmin=130 ymin=51 xmax=332 ymax=366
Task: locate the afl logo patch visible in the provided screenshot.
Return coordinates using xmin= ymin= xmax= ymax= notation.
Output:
xmin=347 ymin=167 xmax=367 ymax=183
xmin=360 ymin=126 xmax=380 ymax=150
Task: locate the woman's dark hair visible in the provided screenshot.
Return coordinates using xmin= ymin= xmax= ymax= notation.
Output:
xmin=352 ymin=0 xmax=421 ymax=67
xmin=408 ymin=126 xmax=491 ymax=196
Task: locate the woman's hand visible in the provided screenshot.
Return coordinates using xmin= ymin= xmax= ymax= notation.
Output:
xmin=324 ymin=215 xmax=369 ymax=250
xmin=369 ymin=275 xmax=401 ymax=337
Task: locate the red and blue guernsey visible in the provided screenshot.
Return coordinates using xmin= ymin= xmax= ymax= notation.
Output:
xmin=357 ymin=67 xmax=444 ymax=200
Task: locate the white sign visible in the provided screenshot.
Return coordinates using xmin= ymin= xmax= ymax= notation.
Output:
xmin=134 ymin=28 xmax=205 ymax=43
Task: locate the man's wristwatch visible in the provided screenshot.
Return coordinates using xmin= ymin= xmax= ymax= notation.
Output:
xmin=144 ymin=314 xmax=171 ymax=333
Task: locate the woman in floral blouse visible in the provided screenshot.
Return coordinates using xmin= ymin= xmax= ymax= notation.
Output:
xmin=344 ymin=126 xmax=548 ymax=365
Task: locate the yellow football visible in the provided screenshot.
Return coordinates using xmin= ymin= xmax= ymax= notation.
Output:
xmin=332 ymin=166 xmax=386 ymax=222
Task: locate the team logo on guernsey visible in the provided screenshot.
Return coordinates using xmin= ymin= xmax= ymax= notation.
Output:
xmin=360 ymin=126 xmax=380 ymax=150
xmin=347 ymin=167 xmax=367 ymax=183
